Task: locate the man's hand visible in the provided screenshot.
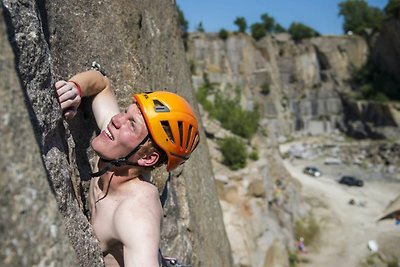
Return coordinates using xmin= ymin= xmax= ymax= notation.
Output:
xmin=55 ymin=80 xmax=82 ymax=120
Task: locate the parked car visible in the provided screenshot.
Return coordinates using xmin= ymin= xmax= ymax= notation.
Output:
xmin=324 ymin=157 xmax=342 ymax=165
xmin=338 ymin=176 xmax=364 ymax=187
xmin=303 ymin=166 xmax=322 ymax=177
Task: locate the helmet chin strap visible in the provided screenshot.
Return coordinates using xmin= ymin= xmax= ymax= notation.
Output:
xmin=90 ymin=135 xmax=150 ymax=177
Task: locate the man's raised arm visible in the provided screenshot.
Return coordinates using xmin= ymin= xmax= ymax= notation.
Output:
xmin=55 ymin=70 xmax=120 ymax=130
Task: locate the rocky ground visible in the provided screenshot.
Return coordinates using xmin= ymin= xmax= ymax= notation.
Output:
xmin=280 ymin=137 xmax=400 ymax=267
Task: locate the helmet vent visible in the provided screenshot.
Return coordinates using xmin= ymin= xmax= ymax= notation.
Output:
xmin=185 ymin=125 xmax=193 ymax=149
xmin=161 ymin=121 xmax=174 ymax=143
xmin=190 ymin=133 xmax=200 ymax=152
xmin=178 ymin=121 xmax=183 ymax=147
xmin=153 ymin=100 xmax=170 ymax=112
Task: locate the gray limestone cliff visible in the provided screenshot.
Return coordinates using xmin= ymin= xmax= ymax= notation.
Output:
xmin=187 ymin=31 xmax=400 ymax=142
xmin=186 ymin=20 xmax=400 ymax=265
xmin=1 ymin=1 xmax=232 ymax=266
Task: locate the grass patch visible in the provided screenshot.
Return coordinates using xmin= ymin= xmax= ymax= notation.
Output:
xmin=360 ymin=252 xmax=399 ymax=267
xmin=249 ymin=148 xmax=259 ymax=161
xmin=294 ymin=213 xmax=320 ymax=247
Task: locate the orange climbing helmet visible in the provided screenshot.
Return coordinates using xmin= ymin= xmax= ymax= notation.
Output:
xmin=133 ymin=91 xmax=200 ymax=171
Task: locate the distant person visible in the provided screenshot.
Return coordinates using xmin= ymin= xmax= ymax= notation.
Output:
xmin=395 ymin=212 xmax=400 ymax=226
xmin=55 ymin=70 xmax=200 ymax=266
xmin=297 ymin=237 xmax=306 ymax=253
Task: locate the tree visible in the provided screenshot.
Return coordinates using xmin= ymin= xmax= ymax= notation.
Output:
xmin=288 ymin=22 xmax=320 ymax=41
xmin=234 ymin=16 xmax=247 ymax=33
xmin=274 ymin=23 xmax=287 ymax=33
xmin=196 ymin=22 xmax=205 ymax=32
xmin=338 ymin=0 xmax=384 ymax=35
xmin=261 ymin=13 xmax=275 ymax=32
xmin=219 ymin=28 xmax=229 ymax=40
xmin=250 ymin=22 xmax=266 ymax=41
xmin=177 ymin=5 xmax=188 ymax=33
xmin=177 ymin=5 xmax=189 ymax=50
xmin=384 ymin=0 xmax=400 ymax=18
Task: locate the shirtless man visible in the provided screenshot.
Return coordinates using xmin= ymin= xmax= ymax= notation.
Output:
xmin=55 ymin=70 xmax=199 ymax=266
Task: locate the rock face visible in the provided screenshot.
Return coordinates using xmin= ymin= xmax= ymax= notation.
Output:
xmin=0 ymin=7 xmax=79 ymax=267
xmin=1 ymin=1 xmax=232 ymax=266
xmin=187 ymin=32 xmax=400 ymax=142
xmin=186 ymin=26 xmax=400 ymax=266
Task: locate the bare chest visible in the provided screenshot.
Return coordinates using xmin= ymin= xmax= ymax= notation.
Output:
xmin=89 ymin=178 xmax=122 ymax=252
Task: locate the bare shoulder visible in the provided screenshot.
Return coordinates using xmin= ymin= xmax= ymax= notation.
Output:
xmin=113 ymin=181 xmax=162 ymax=229
xmin=112 ymin=180 xmax=162 ymax=257
xmin=118 ymin=181 xmax=161 ymax=211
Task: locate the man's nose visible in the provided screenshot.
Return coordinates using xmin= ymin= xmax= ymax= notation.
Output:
xmin=111 ymin=113 xmax=126 ymax=128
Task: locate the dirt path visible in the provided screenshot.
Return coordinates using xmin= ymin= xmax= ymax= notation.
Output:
xmin=283 ymin=158 xmax=400 ymax=267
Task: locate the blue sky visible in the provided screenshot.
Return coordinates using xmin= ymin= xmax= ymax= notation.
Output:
xmin=176 ymin=0 xmax=388 ymax=35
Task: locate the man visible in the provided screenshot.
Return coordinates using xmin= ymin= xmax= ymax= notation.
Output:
xmin=55 ymin=70 xmax=199 ymax=266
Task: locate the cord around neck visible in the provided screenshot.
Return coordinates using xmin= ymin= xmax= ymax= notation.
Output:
xmin=90 ymin=135 xmax=150 ymax=177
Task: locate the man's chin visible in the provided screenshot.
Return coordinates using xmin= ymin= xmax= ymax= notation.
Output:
xmin=91 ymin=139 xmax=110 ymax=159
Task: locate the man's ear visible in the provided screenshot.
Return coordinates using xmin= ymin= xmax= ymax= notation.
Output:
xmin=138 ymin=151 xmax=160 ymax=167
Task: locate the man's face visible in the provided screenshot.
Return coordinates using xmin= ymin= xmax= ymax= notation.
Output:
xmin=91 ymin=102 xmax=149 ymax=160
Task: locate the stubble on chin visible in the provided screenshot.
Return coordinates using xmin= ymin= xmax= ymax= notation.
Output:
xmin=91 ymin=135 xmax=104 ymax=156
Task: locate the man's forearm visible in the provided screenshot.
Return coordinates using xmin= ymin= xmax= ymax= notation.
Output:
xmin=68 ymin=70 xmax=110 ymax=97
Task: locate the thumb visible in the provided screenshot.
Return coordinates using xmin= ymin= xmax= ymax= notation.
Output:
xmin=64 ymin=108 xmax=77 ymax=120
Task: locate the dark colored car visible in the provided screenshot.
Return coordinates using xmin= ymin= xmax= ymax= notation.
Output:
xmin=303 ymin=166 xmax=322 ymax=177
xmin=338 ymin=176 xmax=364 ymax=187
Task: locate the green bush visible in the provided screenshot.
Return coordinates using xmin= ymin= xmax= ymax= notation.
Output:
xmin=219 ymin=28 xmax=229 ymax=40
xmin=352 ymin=62 xmax=400 ymax=101
xmin=211 ymin=94 xmax=260 ymax=139
xmin=249 ymin=149 xmax=259 ymax=161
xmin=387 ymin=257 xmax=399 ymax=267
xmin=288 ymin=22 xmax=320 ymax=41
xmin=234 ymin=17 xmax=247 ymax=33
xmin=261 ymin=82 xmax=271 ymax=95
xmin=196 ymin=81 xmax=260 ymax=139
xmin=251 ymin=22 xmax=266 ymax=40
xmin=196 ymin=85 xmax=214 ymax=111
xmin=218 ymin=137 xmax=247 ymax=170
xmin=196 ymin=73 xmax=218 ymax=110
xmin=288 ymin=253 xmax=299 ymax=267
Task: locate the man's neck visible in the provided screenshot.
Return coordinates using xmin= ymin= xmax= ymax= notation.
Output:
xmin=100 ymin=164 xmax=152 ymax=187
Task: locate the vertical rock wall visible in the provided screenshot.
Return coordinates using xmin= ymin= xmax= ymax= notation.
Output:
xmin=2 ymin=0 xmax=233 ymax=266
xmin=0 ymin=6 xmax=78 ymax=267
xmin=187 ymin=32 xmax=400 ymax=140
